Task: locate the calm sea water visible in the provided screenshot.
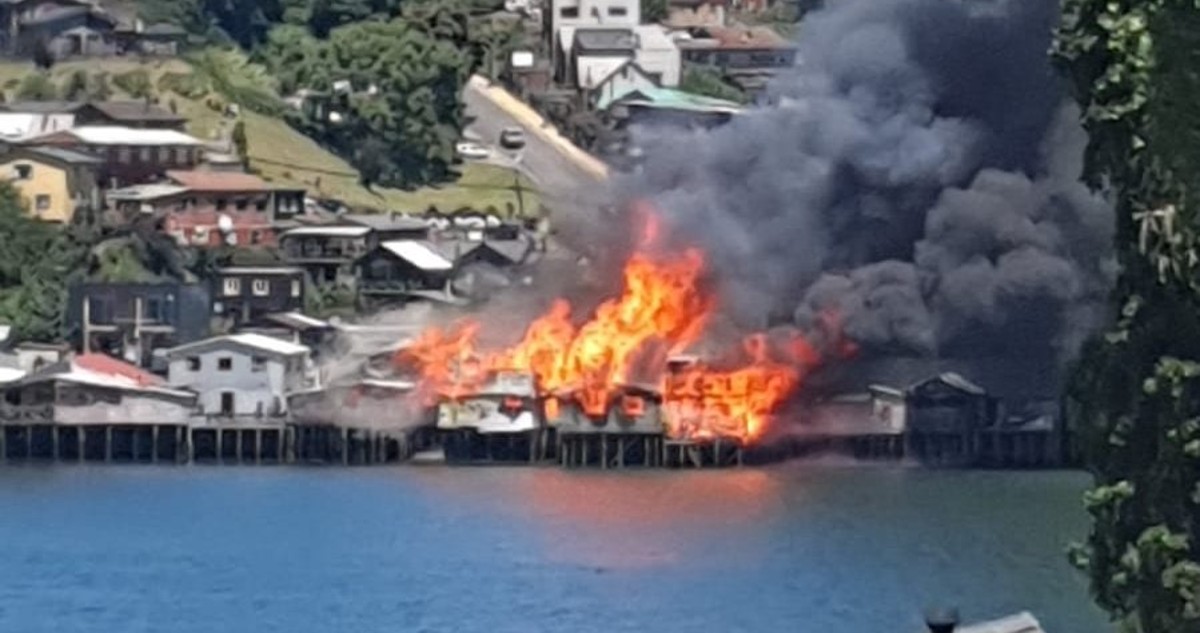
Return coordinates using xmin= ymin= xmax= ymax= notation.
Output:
xmin=0 ymin=465 xmax=1108 ymax=633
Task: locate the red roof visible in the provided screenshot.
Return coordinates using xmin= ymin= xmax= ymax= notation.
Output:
xmin=166 ymin=170 xmax=269 ymax=192
xmin=73 ymin=353 xmax=164 ymax=387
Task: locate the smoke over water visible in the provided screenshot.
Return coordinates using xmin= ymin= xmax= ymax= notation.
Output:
xmin=624 ymin=0 xmax=1115 ymax=381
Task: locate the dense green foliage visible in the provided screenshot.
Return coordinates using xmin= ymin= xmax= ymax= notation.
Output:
xmin=0 ymin=186 xmax=90 ymax=342
xmin=1054 ymin=1 xmax=1200 ymax=631
xmin=679 ymin=66 xmax=745 ymax=104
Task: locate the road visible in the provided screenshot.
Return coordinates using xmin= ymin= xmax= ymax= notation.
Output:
xmin=461 ymin=77 xmax=618 ymax=259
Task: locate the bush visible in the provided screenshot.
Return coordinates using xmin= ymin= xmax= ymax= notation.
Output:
xmin=113 ymin=69 xmax=153 ymax=98
xmin=15 ymin=73 xmax=58 ymax=101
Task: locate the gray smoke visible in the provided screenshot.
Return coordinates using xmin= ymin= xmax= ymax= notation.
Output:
xmin=626 ymin=0 xmax=1115 ymax=374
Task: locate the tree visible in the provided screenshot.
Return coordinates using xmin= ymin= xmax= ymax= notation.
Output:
xmin=231 ymin=119 xmax=248 ymax=159
xmin=0 ymin=185 xmax=88 ymax=342
xmin=31 ymin=38 xmax=54 ymax=70
xmin=642 ymin=0 xmax=667 ymax=24
xmin=679 ymin=66 xmax=745 ymax=104
xmin=60 ymin=70 xmax=89 ymax=101
xmin=1054 ymin=2 xmax=1200 ymax=632
xmin=113 ymin=69 xmax=153 ymax=98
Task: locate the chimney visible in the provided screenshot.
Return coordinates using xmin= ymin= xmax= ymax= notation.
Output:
xmin=925 ymin=608 xmax=959 ymax=633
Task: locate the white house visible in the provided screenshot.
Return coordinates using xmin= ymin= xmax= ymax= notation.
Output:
xmin=551 ymin=0 xmax=641 ymax=71
xmin=567 ymin=25 xmax=680 ymax=90
xmin=164 ymin=333 xmax=318 ymax=419
xmin=632 ymin=25 xmax=681 ymax=87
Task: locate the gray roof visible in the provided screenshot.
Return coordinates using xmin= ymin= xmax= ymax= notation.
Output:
xmin=142 ymin=23 xmax=187 ymax=36
xmin=475 ymin=238 xmax=531 ymax=264
xmin=23 ymin=5 xmax=114 ymax=27
xmin=21 ymin=146 xmax=101 ymax=165
xmin=342 ymin=212 xmax=429 ymax=232
xmin=574 ymin=28 xmax=637 ymax=52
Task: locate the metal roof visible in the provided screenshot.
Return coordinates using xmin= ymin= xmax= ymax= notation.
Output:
xmin=166 ymin=169 xmax=269 ymax=192
xmin=957 ymin=612 xmax=1046 ymax=633
xmin=63 ymin=126 xmax=203 ymax=146
xmin=21 ymin=146 xmax=102 ymax=165
xmin=597 ymin=85 xmax=741 ymax=113
xmin=380 ymin=240 xmax=454 ymax=271
xmin=262 ymin=311 xmax=331 ymax=331
xmin=282 ymin=225 xmax=371 ymax=238
xmin=574 ymin=28 xmax=637 ymax=51
xmin=106 ymin=183 xmax=188 ymax=201
xmin=216 ymin=266 xmax=303 ymax=275
xmin=165 ymin=333 xmax=311 ymax=358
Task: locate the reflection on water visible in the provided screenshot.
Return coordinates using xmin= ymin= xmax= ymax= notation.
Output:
xmin=0 ymin=465 xmax=1107 ymax=633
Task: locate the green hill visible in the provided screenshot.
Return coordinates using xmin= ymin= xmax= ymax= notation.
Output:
xmin=0 ymin=57 xmax=539 ymax=215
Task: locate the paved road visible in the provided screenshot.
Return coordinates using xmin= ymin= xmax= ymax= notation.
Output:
xmin=461 ymin=79 xmax=617 ymax=259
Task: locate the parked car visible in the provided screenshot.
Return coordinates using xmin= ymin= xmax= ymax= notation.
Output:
xmin=456 ymin=141 xmax=491 ymax=160
xmin=499 ymin=127 xmax=526 ymax=150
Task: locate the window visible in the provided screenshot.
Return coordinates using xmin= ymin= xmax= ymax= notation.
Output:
xmin=139 ymin=147 xmax=151 ymax=162
xmin=141 ymin=296 xmax=164 ymax=322
xmin=290 ymin=279 xmax=301 ymax=298
xmin=174 ymin=147 xmax=188 ymax=164
xmin=216 ymin=198 xmax=227 ymax=211
xmin=222 ymin=277 xmax=241 ymax=296
xmin=252 ymin=279 xmax=270 ymax=296
xmin=217 ymin=357 xmax=233 ymax=371
xmin=255 ymin=199 xmax=268 ymax=211
xmin=13 ymin=164 xmax=31 ymax=179
xmin=560 ymin=6 xmax=578 ymax=17
xmin=118 ymin=147 xmax=131 ymax=164
xmin=607 ymin=6 xmax=627 ymax=16
xmin=186 ymin=356 xmax=201 ymax=371
xmin=86 ymin=297 xmax=112 ymax=324
xmin=249 ymin=230 xmax=261 ymax=245
xmin=251 ymin=356 xmax=267 ymax=372
xmin=235 ymin=198 xmax=248 ymax=211
xmin=219 ymin=391 xmax=234 ymax=415
xmin=158 ymin=147 xmax=170 ymax=162
xmin=35 ymin=195 xmax=50 ymax=211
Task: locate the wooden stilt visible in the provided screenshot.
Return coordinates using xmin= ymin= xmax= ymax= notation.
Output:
xmin=51 ymin=425 xmax=60 ymax=461
xmin=255 ymin=429 xmax=262 ymax=465
xmin=104 ymin=425 xmax=112 ymax=462
xmin=24 ymin=424 xmax=31 ymax=460
xmin=235 ymin=428 xmax=243 ymax=465
xmin=78 ymin=426 xmax=85 ymax=462
xmin=342 ymin=427 xmax=350 ymax=465
xmin=151 ymin=425 xmax=159 ymax=463
xmin=0 ymin=424 xmax=6 ymax=463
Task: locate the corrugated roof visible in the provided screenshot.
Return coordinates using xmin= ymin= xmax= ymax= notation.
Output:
xmin=166 ymin=169 xmax=268 ymax=192
xmin=74 ymin=353 xmax=164 ymax=387
xmin=957 ymin=612 xmax=1045 ymax=633
xmin=64 ymin=126 xmax=203 ymax=146
xmin=574 ymin=28 xmax=636 ymax=51
xmin=106 ymin=183 xmax=188 ymax=201
xmin=343 ymin=213 xmax=430 ymax=232
xmin=217 ymin=266 xmax=303 ymax=275
xmin=282 ymin=225 xmax=371 ymax=238
xmin=380 ymin=240 xmax=454 ymax=271
xmin=263 ymin=311 xmax=330 ymax=331
xmin=597 ymin=85 xmax=741 ymax=113
xmin=166 ymin=332 xmax=311 ymax=358
xmin=22 ymin=146 xmax=102 ymax=164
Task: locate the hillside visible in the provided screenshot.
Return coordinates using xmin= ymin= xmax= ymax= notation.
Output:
xmin=0 ymin=57 xmax=539 ymax=215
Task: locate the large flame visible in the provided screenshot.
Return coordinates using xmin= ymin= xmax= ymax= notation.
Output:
xmin=395 ymin=208 xmax=843 ymax=444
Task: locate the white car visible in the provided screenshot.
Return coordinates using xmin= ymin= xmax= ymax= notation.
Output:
xmin=456 ymin=141 xmax=491 ymax=160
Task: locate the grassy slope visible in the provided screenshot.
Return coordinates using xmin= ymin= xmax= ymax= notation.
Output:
xmin=0 ymin=58 xmax=539 ymax=214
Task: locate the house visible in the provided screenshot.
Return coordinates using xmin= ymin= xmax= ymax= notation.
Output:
xmin=279 ymin=224 xmax=373 ymax=286
xmin=67 ymin=281 xmax=212 ymax=367
xmin=342 ymin=212 xmax=431 ymax=245
xmin=1 ymin=0 xmax=119 ymax=58
xmin=27 ymin=126 xmax=205 ymax=187
xmin=113 ymin=21 xmax=187 ymax=56
xmin=12 ymin=341 xmax=69 ymax=373
xmin=163 ymin=333 xmax=318 ymax=419
xmin=676 ymin=25 xmax=797 ymax=69
xmin=289 ymin=378 xmax=419 ymax=427
xmin=356 ymin=239 xmax=456 ymax=299
xmin=107 ymin=170 xmax=303 ymax=247
xmin=598 ymin=84 xmax=739 ymax=128
xmin=0 ymin=145 xmax=100 ymax=223
xmin=565 ymin=26 xmax=681 ymax=90
xmin=549 ymin=0 xmax=640 ymax=69
xmin=665 ymin=0 xmax=727 ymax=28
xmin=211 ymin=267 xmax=306 ymax=328
xmin=0 ymin=353 xmax=196 ymax=425
xmin=0 ymin=100 xmax=187 ymax=130
xmin=589 ymin=61 xmax=660 ymax=109
xmin=73 ymin=101 xmax=188 ymax=130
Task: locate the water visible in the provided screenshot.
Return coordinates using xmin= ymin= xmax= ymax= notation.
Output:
xmin=0 ymin=465 xmax=1108 ymax=633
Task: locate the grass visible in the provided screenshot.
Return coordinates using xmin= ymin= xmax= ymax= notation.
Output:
xmin=0 ymin=57 xmax=540 ymax=215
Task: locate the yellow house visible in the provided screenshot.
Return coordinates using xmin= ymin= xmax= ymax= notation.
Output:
xmin=0 ymin=146 xmax=101 ymax=223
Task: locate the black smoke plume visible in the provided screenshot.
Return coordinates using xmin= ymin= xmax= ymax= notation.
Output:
xmin=624 ymin=0 xmax=1115 ymax=384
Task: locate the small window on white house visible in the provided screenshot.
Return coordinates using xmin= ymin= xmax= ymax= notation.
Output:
xmin=251 ymin=356 xmax=267 ymax=372
xmin=607 ymin=6 xmax=627 ymax=16
xmin=290 ymin=279 xmax=301 ymax=298
xmin=186 ymin=356 xmax=201 ymax=371
xmin=217 ymin=357 xmax=233 ymax=371
xmin=560 ymin=6 xmax=579 ymax=17
xmin=223 ymin=277 xmax=241 ymax=296
xmin=252 ymin=279 xmax=270 ymax=296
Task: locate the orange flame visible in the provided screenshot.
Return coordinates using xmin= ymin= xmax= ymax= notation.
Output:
xmin=395 ymin=205 xmax=847 ymax=444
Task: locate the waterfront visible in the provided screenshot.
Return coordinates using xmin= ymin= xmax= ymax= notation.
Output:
xmin=0 ymin=465 xmax=1107 ymax=633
